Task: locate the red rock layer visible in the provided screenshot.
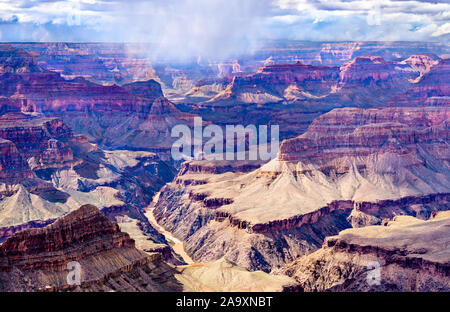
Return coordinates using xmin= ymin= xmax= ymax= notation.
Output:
xmin=0 ymin=113 xmax=76 ymax=181
xmin=0 ymin=43 xmax=42 ymax=74
xmin=11 ymin=42 xmax=157 ymax=85
xmin=279 ymin=107 xmax=450 ymax=166
xmin=0 ymin=138 xmax=33 ymax=179
xmin=0 ymin=205 xmax=182 ymax=292
xmin=0 ymin=112 xmax=73 ymax=159
xmin=214 ymin=193 xmax=449 ymax=233
xmin=339 ymin=56 xmax=406 ymax=83
xmin=0 ymin=204 xmax=135 ymax=271
xmin=390 ymin=58 xmax=450 ymax=106
xmin=256 ymin=62 xmax=339 ymax=83
xmin=0 ymin=72 xmax=152 ymax=115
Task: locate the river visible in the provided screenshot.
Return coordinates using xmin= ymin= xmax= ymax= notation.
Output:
xmin=144 ymin=192 xmax=194 ymax=264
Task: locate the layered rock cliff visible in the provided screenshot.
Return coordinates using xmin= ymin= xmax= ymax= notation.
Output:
xmin=176 ymin=258 xmax=299 ymax=292
xmin=0 ymin=44 xmax=42 ymax=74
xmin=1 ymin=41 xmax=448 ymax=291
xmin=11 ymin=43 xmax=157 ymax=85
xmin=0 ymin=138 xmax=33 ymax=180
xmin=0 ymin=45 xmax=197 ymax=156
xmin=0 ymin=205 xmax=182 ymax=292
xmin=390 ymin=58 xmax=450 ymax=107
xmin=153 ymin=106 xmax=450 ymax=271
xmin=278 ymin=211 xmax=450 ymax=291
xmin=182 ymin=55 xmax=435 ymax=141
xmin=0 ymin=113 xmax=174 ymax=252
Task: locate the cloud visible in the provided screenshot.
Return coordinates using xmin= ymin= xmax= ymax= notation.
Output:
xmin=433 ymin=22 xmax=450 ymax=37
xmin=0 ymin=0 xmax=448 ymax=59
xmin=109 ymin=0 xmax=274 ymax=61
xmin=0 ymin=0 xmax=276 ymax=60
xmin=272 ymin=0 xmax=450 ymax=41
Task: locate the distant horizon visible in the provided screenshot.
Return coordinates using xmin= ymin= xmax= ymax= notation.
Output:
xmin=1 ymin=39 xmax=448 ymax=44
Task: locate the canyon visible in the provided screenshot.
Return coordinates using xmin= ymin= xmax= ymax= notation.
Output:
xmin=153 ymin=106 xmax=450 ymax=272
xmin=278 ymin=211 xmax=450 ymax=291
xmin=0 ymin=44 xmax=198 ymax=158
xmin=0 ymin=41 xmax=449 ymax=292
xmin=0 ymin=204 xmax=299 ymax=292
xmin=0 ymin=204 xmax=182 ymax=291
xmin=0 ymin=111 xmax=176 ymax=259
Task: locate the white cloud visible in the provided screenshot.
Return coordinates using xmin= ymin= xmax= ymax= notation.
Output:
xmin=272 ymin=0 xmax=450 ymax=40
xmin=0 ymin=0 xmax=448 ymax=48
xmin=432 ymin=22 xmax=450 ymax=37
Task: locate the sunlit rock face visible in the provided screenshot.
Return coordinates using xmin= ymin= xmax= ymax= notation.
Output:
xmin=208 ymin=55 xmax=422 ymax=109
xmin=5 ymin=43 xmax=448 ymax=149
xmin=153 ymin=106 xmax=450 ymax=272
xmin=278 ymin=211 xmax=450 ymax=292
xmin=0 ymin=205 xmax=182 ymax=292
xmin=255 ymin=41 xmax=449 ymax=67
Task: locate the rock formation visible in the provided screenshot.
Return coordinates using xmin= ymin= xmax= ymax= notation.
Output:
xmin=0 ymin=205 xmax=182 ymax=292
xmin=181 ymin=55 xmax=438 ymax=141
xmin=153 ymin=106 xmax=450 ymax=271
xmin=1 ymin=41 xmax=449 ymax=292
xmin=0 ymin=44 xmax=42 ymax=74
xmin=278 ymin=211 xmax=450 ymax=291
xmin=10 ymin=43 xmax=157 ymax=85
xmin=0 ymin=113 xmax=174 ymax=251
xmin=0 ymin=45 xmax=198 ymax=157
xmin=390 ymin=58 xmax=450 ymax=107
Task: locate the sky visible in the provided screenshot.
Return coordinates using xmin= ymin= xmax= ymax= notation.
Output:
xmin=0 ymin=0 xmax=448 ymax=59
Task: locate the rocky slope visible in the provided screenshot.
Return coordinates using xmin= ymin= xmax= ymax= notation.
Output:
xmin=11 ymin=43 xmax=157 ymax=85
xmin=2 ymin=41 xmax=449 ymax=290
xmin=0 ymin=138 xmax=33 ymax=180
xmin=14 ymin=41 xmax=448 ymax=105
xmin=278 ymin=211 xmax=450 ymax=291
xmin=181 ymin=55 xmax=445 ymax=141
xmin=5 ymin=43 xmax=447 ymax=152
xmin=153 ymin=106 xmax=450 ymax=272
xmin=0 ymin=113 xmax=174 ymax=250
xmin=0 ymin=44 xmax=197 ymax=157
xmin=0 ymin=204 xmax=299 ymax=292
xmin=0 ymin=44 xmax=42 ymax=74
xmin=390 ymin=58 xmax=450 ymax=107
xmin=0 ymin=205 xmax=182 ymax=292
xmin=176 ymin=258 xmax=298 ymax=292
xmin=202 ymin=55 xmax=422 ymax=110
